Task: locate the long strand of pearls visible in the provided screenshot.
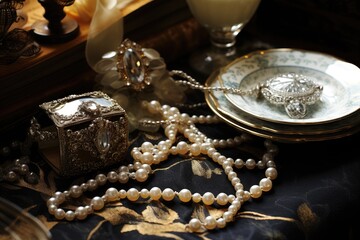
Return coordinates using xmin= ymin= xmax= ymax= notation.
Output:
xmin=46 ymin=100 xmax=278 ymax=232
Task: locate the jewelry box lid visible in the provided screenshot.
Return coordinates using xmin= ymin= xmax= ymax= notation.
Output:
xmin=40 ymin=91 xmax=125 ymax=128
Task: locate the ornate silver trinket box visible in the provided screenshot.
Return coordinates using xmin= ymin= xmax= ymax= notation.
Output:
xmin=30 ymin=91 xmax=128 ymax=176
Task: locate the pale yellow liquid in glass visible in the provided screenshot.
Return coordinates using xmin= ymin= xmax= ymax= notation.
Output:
xmin=186 ymin=0 xmax=261 ymax=28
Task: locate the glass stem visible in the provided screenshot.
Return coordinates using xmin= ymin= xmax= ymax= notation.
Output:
xmin=208 ymin=27 xmax=241 ymax=58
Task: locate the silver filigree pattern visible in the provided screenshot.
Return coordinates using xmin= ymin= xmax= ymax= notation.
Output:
xmin=32 ymin=91 xmax=129 ymax=176
xmin=260 ymin=73 xmax=323 ymax=118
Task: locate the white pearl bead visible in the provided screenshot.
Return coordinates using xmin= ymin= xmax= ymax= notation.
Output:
xmin=265 ymin=167 xmax=278 ymax=180
xmin=232 ymin=199 xmax=241 ymax=209
xmin=135 ymin=168 xmax=148 ymax=182
xmin=107 ymin=171 xmax=118 ymax=183
xmin=140 ymin=152 xmax=154 ymax=165
xmin=218 ymin=139 xmax=227 ymax=148
xmin=180 ymin=113 xmax=190 ymax=122
xmin=192 ymin=193 xmax=202 ymax=203
xmin=118 ymin=189 xmax=127 ymax=199
xmin=228 ymin=194 xmax=235 ymax=203
xmin=96 ymin=174 xmax=107 ymax=186
xmin=245 ymin=158 xmax=256 ymax=169
xmin=231 ymin=177 xmax=240 ymax=186
xmin=259 ymin=178 xmax=272 ymax=192
xmin=178 ymin=189 xmax=192 ymax=202
xmin=202 ymin=192 xmax=215 ymax=205
xmin=217 ymin=155 xmax=226 ymax=165
xmin=176 ymin=141 xmax=188 ymax=155
xmin=243 ymin=191 xmax=251 ymax=201
xmin=76 ymin=206 xmax=87 ymax=220
xmin=55 ymin=208 xmax=65 ymax=220
xmin=188 ymin=218 xmax=202 ymax=232
xmin=106 ymin=187 xmax=118 ymax=201
xmin=188 ymin=133 xmax=197 ymax=143
xmin=216 ymin=193 xmax=228 ymax=206
xmin=207 ymin=148 xmax=216 ymax=158
xmin=48 ymin=204 xmax=57 ymax=214
xmin=141 ymin=142 xmax=154 ymax=152
xmin=127 ymin=188 xmax=139 ymax=201
xmin=162 ymin=188 xmax=175 ymax=201
xmin=228 ymin=205 xmax=238 ymax=215
xmin=87 ymin=179 xmax=98 ymax=191
xmin=204 ymin=216 xmax=217 ymax=230
xmin=211 ymin=152 xmax=220 ymax=162
xmin=70 ymin=185 xmax=82 ymax=198
xmin=224 ymin=166 xmax=233 ymax=175
xmin=198 ymin=115 xmax=206 ymax=124
xmin=47 ymin=197 xmax=58 ymax=207
xmin=65 ymin=210 xmax=75 ymax=221
xmin=234 ymin=183 xmax=243 ymax=191
xmin=140 ymin=189 xmax=150 ymax=199
xmin=91 ymin=196 xmax=105 ymax=210
xmin=54 ymin=192 xmax=65 ymax=204
xmin=227 ymin=171 xmax=237 ymax=181
xmin=80 ymin=183 xmax=88 ymax=192
xmin=222 ymin=160 xmax=232 ymax=168
xmin=234 ymin=159 xmax=244 ymax=169
xmin=133 ymin=161 xmax=142 ymax=170
xmin=150 ymin=187 xmax=162 ymax=200
xmin=200 ymin=143 xmax=212 ymax=154
xmin=131 ymin=150 xmax=142 ymax=160
xmin=118 ymin=172 xmax=129 ymax=184
xmin=223 ymin=211 xmax=233 ymax=222
xmin=216 ymin=217 xmax=226 ymax=228
xmin=190 ymin=143 xmax=201 ymax=156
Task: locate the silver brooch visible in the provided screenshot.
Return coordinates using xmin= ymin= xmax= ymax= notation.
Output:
xmin=260 ymin=73 xmax=323 ymax=119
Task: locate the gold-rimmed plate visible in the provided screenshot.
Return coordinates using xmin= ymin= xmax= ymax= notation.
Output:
xmin=220 ymin=49 xmax=360 ymax=125
xmin=0 ymin=197 xmax=51 ymax=240
xmin=205 ymin=69 xmax=360 ymax=142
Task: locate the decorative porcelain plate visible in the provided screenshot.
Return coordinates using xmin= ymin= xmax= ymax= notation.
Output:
xmin=220 ymin=49 xmax=360 ymax=125
xmin=205 ymin=69 xmax=360 ymax=142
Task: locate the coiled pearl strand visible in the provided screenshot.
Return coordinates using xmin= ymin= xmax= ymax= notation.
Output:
xmin=46 ymin=100 xmax=278 ymax=232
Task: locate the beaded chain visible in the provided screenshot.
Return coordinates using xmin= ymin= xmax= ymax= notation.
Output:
xmin=46 ymin=100 xmax=278 ymax=232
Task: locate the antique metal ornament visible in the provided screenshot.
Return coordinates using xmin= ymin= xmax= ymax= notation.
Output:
xmin=116 ymin=38 xmax=152 ymax=91
xmin=30 ymin=91 xmax=128 ymax=176
xmin=260 ymin=73 xmax=323 ymax=119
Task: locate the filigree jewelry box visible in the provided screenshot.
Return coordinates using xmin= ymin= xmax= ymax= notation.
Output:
xmin=30 ymin=91 xmax=128 ymax=177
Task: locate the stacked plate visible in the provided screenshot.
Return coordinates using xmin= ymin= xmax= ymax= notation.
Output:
xmin=205 ymin=49 xmax=360 ymax=142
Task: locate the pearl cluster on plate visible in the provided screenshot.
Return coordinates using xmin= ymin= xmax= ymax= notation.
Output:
xmin=46 ymin=100 xmax=278 ymax=232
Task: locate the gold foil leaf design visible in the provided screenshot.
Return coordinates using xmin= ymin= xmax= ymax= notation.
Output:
xmin=191 ymin=204 xmax=225 ymax=223
xmin=297 ymin=202 xmax=319 ymax=233
xmin=121 ymin=222 xmax=186 ymax=239
xmin=96 ymin=204 xmax=142 ymax=225
xmin=142 ymin=201 xmax=179 ymax=224
xmin=121 ymin=201 xmax=187 ymax=237
xmin=191 ymin=160 xmax=222 ymax=178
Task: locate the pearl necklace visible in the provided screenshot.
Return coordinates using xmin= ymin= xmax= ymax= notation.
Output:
xmin=46 ymin=100 xmax=278 ymax=232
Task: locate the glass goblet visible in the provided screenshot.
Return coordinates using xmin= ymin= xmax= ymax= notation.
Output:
xmin=186 ymin=0 xmax=261 ymax=75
